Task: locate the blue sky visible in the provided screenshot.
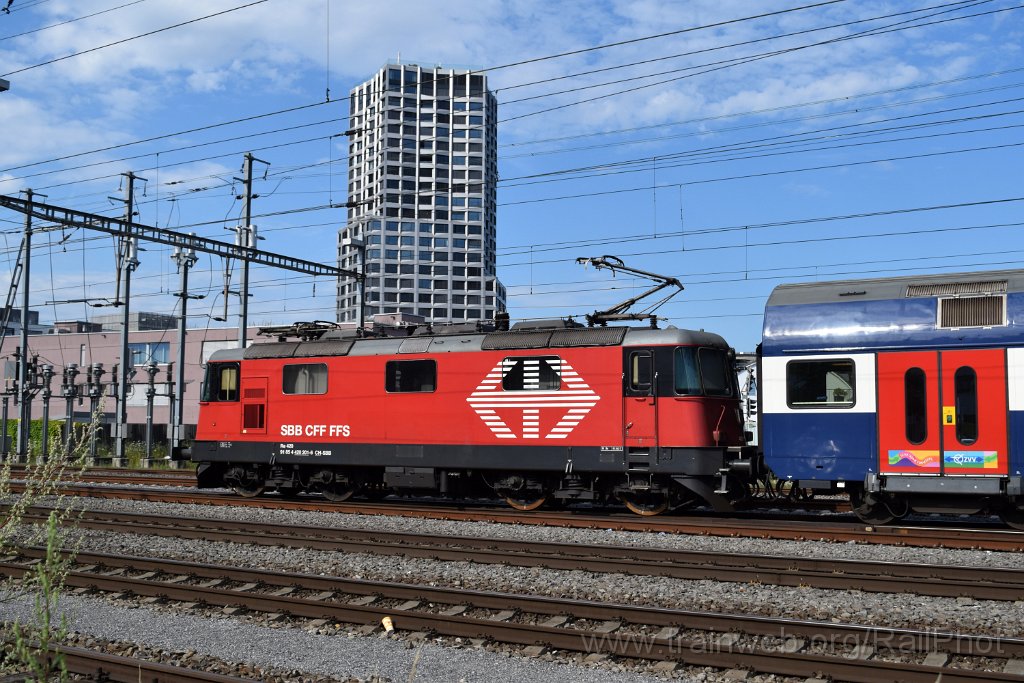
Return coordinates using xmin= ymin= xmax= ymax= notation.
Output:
xmin=0 ymin=0 xmax=1022 ymax=350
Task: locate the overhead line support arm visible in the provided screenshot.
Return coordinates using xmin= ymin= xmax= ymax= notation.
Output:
xmin=0 ymin=195 xmax=362 ymax=280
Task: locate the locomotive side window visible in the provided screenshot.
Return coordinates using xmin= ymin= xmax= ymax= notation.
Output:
xmin=698 ymin=348 xmax=734 ymax=397
xmin=786 ymin=359 xmax=855 ymax=408
xmin=628 ymin=352 xmax=652 ymax=392
xmin=502 ymin=356 xmax=560 ymax=391
xmin=201 ymin=363 xmax=239 ymax=402
xmin=283 ymin=363 xmax=328 ymax=395
xmin=954 ymin=366 xmax=978 ymax=445
xmin=904 ymin=367 xmax=928 ymax=445
xmin=674 ymin=347 xmax=701 ymax=395
xmin=386 ymin=359 xmax=437 ymax=392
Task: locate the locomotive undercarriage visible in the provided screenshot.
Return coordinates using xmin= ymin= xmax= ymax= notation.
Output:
xmin=201 ymin=460 xmax=753 ymax=516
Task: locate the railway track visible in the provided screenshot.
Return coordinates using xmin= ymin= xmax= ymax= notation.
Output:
xmin=22 ymin=506 xmax=1024 ymax=601
xmin=2 ymin=546 xmax=1022 ymax=683
xmin=5 ymin=464 xmax=196 ymax=488
xmin=26 ymin=481 xmax=1024 ymax=551
xmin=2 ymin=638 xmax=254 ymax=682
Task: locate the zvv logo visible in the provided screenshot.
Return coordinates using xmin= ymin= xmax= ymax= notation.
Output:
xmin=467 ymin=358 xmax=600 ymax=439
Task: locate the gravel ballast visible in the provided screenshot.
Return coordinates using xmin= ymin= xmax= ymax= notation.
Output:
xmin=6 ymin=494 xmax=1023 ymax=681
xmin=58 ymin=494 xmax=1024 ymax=569
xmin=0 ymin=593 xmax=667 ymax=683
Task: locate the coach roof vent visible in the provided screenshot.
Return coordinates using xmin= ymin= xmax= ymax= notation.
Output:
xmin=938 ymin=295 xmax=1006 ymax=329
xmin=906 ymin=280 xmax=1007 ymax=297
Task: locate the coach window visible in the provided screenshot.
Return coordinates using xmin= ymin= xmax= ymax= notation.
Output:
xmin=282 ymin=363 xmax=328 ymax=395
xmin=201 ymin=363 xmax=239 ymax=402
xmin=386 ymin=359 xmax=437 ymax=392
xmin=954 ymin=366 xmax=978 ymax=445
xmin=904 ymin=368 xmax=928 ymax=445
xmin=674 ymin=347 xmax=701 ymax=395
xmin=786 ymin=359 xmax=855 ymax=408
xmin=502 ymin=356 xmax=560 ymax=391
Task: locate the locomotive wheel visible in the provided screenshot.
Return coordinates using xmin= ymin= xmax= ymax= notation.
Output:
xmin=232 ymin=481 xmax=265 ymax=498
xmin=1001 ymin=508 xmax=1024 ymax=531
xmin=620 ymin=492 xmax=670 ymax=516
xmin=321 ymin=483 xmax=356 ymax=502
xmin=505 ymin=494 xmax=548 ymax=511
xmin=225 ymin=465 xmax=265 ymax=498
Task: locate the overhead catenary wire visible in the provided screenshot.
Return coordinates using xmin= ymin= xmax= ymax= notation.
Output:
xmin=0 ymin=0 xmax=1019 ymax=331
xmin=1 ymin=0 xmax=271 ymax=78
xmin=0 ymin=0 xmax=148 ymax=41
xmin=5 ymin=61 xmax=1019 ymax=214
xmin=0 ymin=0 xmax=993 ymax=182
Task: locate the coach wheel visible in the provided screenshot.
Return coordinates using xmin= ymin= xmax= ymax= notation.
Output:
xmin=1001 ymin=508 xmax=1024 ymax=531
xmin=620 ymin=492 xmax=670 ymax=517
xmin=851 ymin=490 xmax=904 ymax=526
xmin=505 ymin=494 xmax=548 ymax=511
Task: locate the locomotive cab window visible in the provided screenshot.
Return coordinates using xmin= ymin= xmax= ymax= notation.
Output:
xmin=786 ymin=359 xmax=855 ymax=408
xmin=386 ymin=359 xmax=437 ymax=392
xmin=201 ymin=363 xmax=239 ymax=402
xmin=698 ymin=347 xmax=734 ymax=397
xmin=283 ymin=363 xmax=328 ymax=395
xmin=673 ymin=347 xmax=735 ymax=397
xmin=502 ymin=356 xmax=560 ymax=391
xmin=674 ymin=347 xmax=700 ymax=395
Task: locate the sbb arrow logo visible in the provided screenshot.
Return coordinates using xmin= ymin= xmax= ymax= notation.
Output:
xmin=467 ymin=357 xmax=600 ymax=439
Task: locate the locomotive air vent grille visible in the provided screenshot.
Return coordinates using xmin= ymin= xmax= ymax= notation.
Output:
xmin=243 ymin=387 xmax=265 ymax=399
xmin=938 ymin=295 xmax=1006 ymax=329
xmin=481 ymin=330 xmax=553 ymax=350
xmin=243 ymin=342 xmax=299 ymax=359
xmin=294 ymin=340 xmax=354 ymax=357
xmin=907 ymin=280 xmax=1007 ymax=297
xmin=549 ymin=327 xmax=628 ymax=348
xmin=398 ymin=338 xmax=432 ymax=354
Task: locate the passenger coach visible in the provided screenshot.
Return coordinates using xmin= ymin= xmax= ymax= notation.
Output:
xmin=760 ymin=269 xmax=1024 ymax=528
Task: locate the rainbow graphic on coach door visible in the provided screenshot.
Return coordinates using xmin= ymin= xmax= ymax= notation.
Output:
xmin=887 ymin=450 xmax=940 ymax=470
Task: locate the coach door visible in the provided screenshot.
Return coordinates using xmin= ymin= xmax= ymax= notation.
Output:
xmin=623 ymin=349 xmax=658 ymax=451
xmin=877 ymin=350 xmax=1008 ymax=475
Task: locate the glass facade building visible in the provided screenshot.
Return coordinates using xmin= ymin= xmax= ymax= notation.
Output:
xmin=337 ymin=63 xmax=506 ymax=324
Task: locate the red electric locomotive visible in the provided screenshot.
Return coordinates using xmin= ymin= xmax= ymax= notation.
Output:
xmin=192 ymin=258 xmax=758 ymax=515
xmin=193 ymin=319 xmax=757 ymax=514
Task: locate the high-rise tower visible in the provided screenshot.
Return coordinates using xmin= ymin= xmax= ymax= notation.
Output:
xmin=338 ymin=63 xmax=506 ymax=324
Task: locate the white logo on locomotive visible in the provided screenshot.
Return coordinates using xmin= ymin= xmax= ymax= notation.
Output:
xmin=466 ymin=358 xmax=600 ymax=439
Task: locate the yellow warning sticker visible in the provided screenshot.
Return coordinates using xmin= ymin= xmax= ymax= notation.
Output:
xmin=943 ymin=406 xmax=956 ymax=425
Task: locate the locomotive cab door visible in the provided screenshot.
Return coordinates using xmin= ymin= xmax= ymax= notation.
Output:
xmin=877 ymin=349 xmax=1008 ymax=476
xmin=623 ymin=349 xmax=658 ymax=454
